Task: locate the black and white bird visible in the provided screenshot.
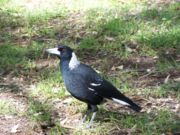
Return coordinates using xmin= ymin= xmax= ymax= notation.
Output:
xmin=46 ymin=45 xmax=141 ymax=127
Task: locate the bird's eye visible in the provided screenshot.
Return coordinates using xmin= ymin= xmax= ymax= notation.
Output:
xmin=58 ymin=48 xmax=65 ymax=52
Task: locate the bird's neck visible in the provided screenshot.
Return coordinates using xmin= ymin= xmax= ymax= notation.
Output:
xmin=60 ymin=59 xmax=70 ymax=72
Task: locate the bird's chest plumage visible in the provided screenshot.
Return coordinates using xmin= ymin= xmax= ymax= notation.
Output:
xmin=63 ymin=71 xmax=80 ymax=91
xmin=60 ymin=61 xmax=103 ymax=105
xmin=61 ymin=66 xmax=87 ymax=98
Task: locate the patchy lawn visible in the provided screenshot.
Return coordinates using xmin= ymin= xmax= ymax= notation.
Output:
xmin=0 ymin=0 xmax=180 ymax=134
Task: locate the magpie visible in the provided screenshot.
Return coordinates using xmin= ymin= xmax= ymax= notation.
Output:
xmin=46 ymin=45 xmax=141 ymax=127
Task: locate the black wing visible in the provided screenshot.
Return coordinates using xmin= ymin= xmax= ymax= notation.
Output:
xmin=73 ymin=63 xmax=141 ymax=112
xmin=73 ymin=63 xmax=122 ymax=99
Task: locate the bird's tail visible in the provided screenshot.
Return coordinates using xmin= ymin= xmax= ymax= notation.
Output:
xmin=112 ymin=95 xmax=141 ymax=112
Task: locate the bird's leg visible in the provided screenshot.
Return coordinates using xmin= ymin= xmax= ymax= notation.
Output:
xmin=87 ymin=112 xmax=96 ymax=128
xmin=81 ymin=104 xmax=91 ymax=123
xmin=79 ymin=104 xmax=91 ymax=127
xmin=86 ymin=105 xmax=98 ymax=128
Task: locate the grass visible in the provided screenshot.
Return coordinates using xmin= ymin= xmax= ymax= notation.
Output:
xmin=0 ymin=100 xmax=17 ymax=115
xmin=31 ymin=69 xmax=67 ymax=98
xmin=0 ymin=0 xmax=180 ymax=134
xmin=0 ymin=42 xmax=45 ymax=74
xmin=71 ymin=109 xmax=179 ymax=135
xmin=49 ymin=124 xmax=68 ymax=135
xmin=157 ymin=82 xmax=180 ymax=98
xmin=27 ymin=97 xmax=52 ymax=124
xmin=119 ymin=109 xmax=179 ymax=134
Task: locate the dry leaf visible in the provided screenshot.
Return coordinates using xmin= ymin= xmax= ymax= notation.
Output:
xmin=174 ymin=77 xmax=180 ymax=82
xmin=111 ymin=66 xmax=116 ymax=71
xmin=146 ymin=69 xmax=151 ymax=72
xmin=126 ymin=46 xmax=133 ymax=52
xmin=105 ymin=36 xmax=115 ymax=41
xmin=117 ymin=65 xmax=124 ymax=70
xmin=11 ymin=124 xmax=19 ymax=133
xmin=63 ymin=98 xmax=73 ymax=104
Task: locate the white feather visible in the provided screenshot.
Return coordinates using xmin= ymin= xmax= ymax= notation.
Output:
xmin=112 ymin=98 xmax=130 ymax=106
xmin=88 ymin=87 xmax=95 ymax=91
xmin=69 ymin=52 xmax=80 ymax=70
xmin=90 ymin=83 xmax=101 ymax=86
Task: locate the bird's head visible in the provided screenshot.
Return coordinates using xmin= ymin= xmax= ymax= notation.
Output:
xmin=46 ymin=45 xmax=73 ymax=59
xmin=46 ymin=45 xmax=80 ymax=70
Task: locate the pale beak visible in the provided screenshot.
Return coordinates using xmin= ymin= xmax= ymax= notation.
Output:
xmin=46 ymin=48 xmax=60 ymax=56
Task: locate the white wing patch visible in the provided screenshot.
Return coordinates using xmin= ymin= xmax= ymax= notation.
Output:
xmin=112 ymin=98 xmax=130 ymax=106
xmin=88 ymin=87 xmax=95 ymax=91
xmin=69 ymin=52 xmax=80 ymax=70
xmin=90 ymin=83 xmax=101 ymax=86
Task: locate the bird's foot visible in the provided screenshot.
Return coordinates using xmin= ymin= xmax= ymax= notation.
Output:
xmin=81 ymin=114 xmax=87 ymax=123
xmin=78 ymin=122 xmax=93 ymax=129
xmin=78 ymin=112 xmax=96 ymax=129
xmin=78 ymin=114 xmax=87 ymax=128
xmin=86 ymin=112 xmax=96 ymax=128
xmin=86 ymin=123 xmax=93 ymax=129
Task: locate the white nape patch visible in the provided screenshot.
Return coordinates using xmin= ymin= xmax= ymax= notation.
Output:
xmin=90 ymin=83 xmax=101 ymax=86
xmin=46 ymin=48 xmax=60 ymax=56
xmin=88 ymin=87 xmax=95 ymax=91
xmin=112 ymin=98 xmax=130 ymax=106
xmin=69 ymin=52 xmax=80 ymax=70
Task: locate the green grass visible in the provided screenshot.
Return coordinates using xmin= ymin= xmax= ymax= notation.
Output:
xmin=102 ymin=19 xmax=138 ymax=36
xmin=0 ymin=45 xmax=28 ymax=71
xmin=138 ymin=81 xmax=180 ymax=99
xmin=138 ymin=28 xmax=180 ymax=49
xmin=49 ymin=123 xmax=68 ymax=135
xmin=0 ymin=0 xmax=180 ymax=134
xmin=27 ymin=97 xmax=52 ymax=124
xmin=0 ymin=42 xmax=45 ymax=74
xmin=0 ymin=100 xmax=17 ymax=115
xmin=119 ymin=109 xmax=179 ymax=134
xmin=71 ymin=109 xmax=179 ymax=135
xmin=156 ymin=58 xmax=180 ymax=73
xmin=157 ymin=82 xmax=180 ymax=98
xmin=31 ymin=69 xmax=67 ymax=98
xmin=79 ymin=36 xmax=100 ymax=49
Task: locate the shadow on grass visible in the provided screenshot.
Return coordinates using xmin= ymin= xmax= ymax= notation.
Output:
xmin=0 ymin=43 xmax=46 ymax=76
